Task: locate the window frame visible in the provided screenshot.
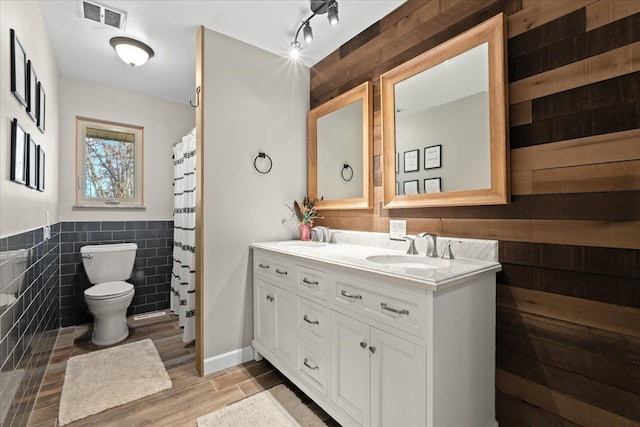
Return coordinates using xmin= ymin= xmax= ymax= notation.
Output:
xmin=75 ymin=116 xmax=144 ymax=208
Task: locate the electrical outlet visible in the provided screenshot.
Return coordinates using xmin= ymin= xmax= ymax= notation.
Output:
xmin=43 ymin=225 xmax=51 ymax=241
xmin=389 ymin=219 xmax=407 ymax=241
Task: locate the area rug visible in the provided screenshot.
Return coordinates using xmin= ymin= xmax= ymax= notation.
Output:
xmin=58 ymin=338 xmax=171 ymax=426
xmin=197 ymin=384 xmax=328 ymax=427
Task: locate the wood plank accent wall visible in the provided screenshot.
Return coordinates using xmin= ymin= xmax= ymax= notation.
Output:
xmin=310 ymin=1 xmax=640 ymax=425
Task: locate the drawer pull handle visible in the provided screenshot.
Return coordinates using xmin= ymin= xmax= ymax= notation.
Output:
xmin=303 ymin=358 xmax=319 ymax=370
xmin=258 ymin=263 xmax=270 ymax=269
xmin=266 ymin=294 xmax=274 ymax=302
xmin=381 ymin=302 xmax=409 ymax=315
xmin=360 ymin=341 xmax=367 ymax=349
xmin=369 ymin=346 xmax=376 ymax=354
xmin=275 ymin=268 xmax=288 ymax=275
xmin=341 ymin=290 xmax=362 ymax=300
xmin=302 ymin=278 xmax=319 ymax=286
xmin=303 ymin=315 xmax=319 ymax=325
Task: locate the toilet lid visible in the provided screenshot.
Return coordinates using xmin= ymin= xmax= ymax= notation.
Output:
xmin=85 ymin=281 xmax=134 ymax=299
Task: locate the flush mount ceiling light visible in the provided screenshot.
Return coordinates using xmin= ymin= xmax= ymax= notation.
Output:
xmin=109 ymin=37 xmax=154 ymax=67
xmin=289 ymin=0 xmax=339 ymax=60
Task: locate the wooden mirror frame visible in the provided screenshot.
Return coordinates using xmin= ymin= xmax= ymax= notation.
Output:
xmin=308 ymin=81 xmax=373 ymax=210
xmin=381 ymin=13 xmax=508 ymax=208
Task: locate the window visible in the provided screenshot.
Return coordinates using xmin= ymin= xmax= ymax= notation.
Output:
xmin=76 ymin=117 xmax=144 ymax=207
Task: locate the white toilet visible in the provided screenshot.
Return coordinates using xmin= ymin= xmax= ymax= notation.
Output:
xmin=80 ymin=243 xmax=137 ymax=346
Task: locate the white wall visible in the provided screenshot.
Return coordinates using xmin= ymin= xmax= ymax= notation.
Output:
xmin=202 ymin=28 xmax=309 ymax=372
xmin=0 ymin=0 xmax=59 ymax=238
xmin=58 ymin=78 xmax=194 ymax=221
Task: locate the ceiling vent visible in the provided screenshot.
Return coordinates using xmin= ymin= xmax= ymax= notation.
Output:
xmin=79 ymin=0 xmax=127 ymax=30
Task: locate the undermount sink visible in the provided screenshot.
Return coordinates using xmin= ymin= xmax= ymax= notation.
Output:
xmin=365 ymin=255 xmax=442 ymax=270
xmin=279 ymin=241 xmax=328 ymax=248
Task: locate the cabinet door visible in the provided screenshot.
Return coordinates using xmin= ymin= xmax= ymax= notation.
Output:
xmin=330 ymin=311 xmax=371 ymax=426
xmin=370 ymin=328 xmax=426 ymax=427
xmin=274 ymin=286 xmax=297 ymax=364
xmin=255 ymin=279 xmax=276 ymax=350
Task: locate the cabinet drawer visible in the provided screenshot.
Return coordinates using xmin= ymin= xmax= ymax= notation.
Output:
xmin=254 ymin=254 xmax=294 ymax=287
xmin=332 ymin=276 xmax=424 ymax=337
xmin=298 ymin=338 xmax=327 ymax=395
xmin=297 ymin=265 xmax=326 ymax=300
xmin=298 ymin=297 xmax=327 ymax=340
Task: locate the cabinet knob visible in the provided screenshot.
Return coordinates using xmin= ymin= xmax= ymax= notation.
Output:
xmin=368 ymin=346 xmax=376 ymax=354
xmin=360 ymin=341 xmax=367 ymax=349
xmin=266 ymin=294 xmax=274 ymax=302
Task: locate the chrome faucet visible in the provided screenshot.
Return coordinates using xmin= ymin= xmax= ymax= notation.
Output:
xmin=312 ymin=226 xmax=331 ymax=242
xmin=418 ymin=232 xmax=438 ymax=257
xmin=403 ymin=236 xmax=418 ymax=255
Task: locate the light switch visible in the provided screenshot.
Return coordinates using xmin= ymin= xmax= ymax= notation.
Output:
xmin=389 ymin=219 xmax=407 ymax=241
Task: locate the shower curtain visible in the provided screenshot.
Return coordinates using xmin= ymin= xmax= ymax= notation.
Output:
xmin=171 ymin=129 xmax=196 ymax=342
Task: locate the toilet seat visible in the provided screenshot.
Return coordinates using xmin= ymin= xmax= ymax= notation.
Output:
xmin=85 ymin=281 xmax=134 ymax=300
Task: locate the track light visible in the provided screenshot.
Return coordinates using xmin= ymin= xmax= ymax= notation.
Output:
xmin=289 ymin=0 xmax=339 ymax=60
xmin=328 ymin=1 xmax=339 ymax=26
xmin=303 ymin=21 xmax=313 ymax=43
xmin=290 ymin=41 xmax=301 ymax=59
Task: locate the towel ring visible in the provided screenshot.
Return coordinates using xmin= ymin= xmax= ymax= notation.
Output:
xmin=341 ymin=164 xmax=353 ymax=182
xmin=254 ymin=152 xmax=273 ymax=174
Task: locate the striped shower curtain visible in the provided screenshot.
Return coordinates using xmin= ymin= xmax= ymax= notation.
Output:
xmin=171 ymin=129 xmax=196 ymax=342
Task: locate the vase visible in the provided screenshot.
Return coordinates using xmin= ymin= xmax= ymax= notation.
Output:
xmin=299 ymin=223 xmax=312 ymax=241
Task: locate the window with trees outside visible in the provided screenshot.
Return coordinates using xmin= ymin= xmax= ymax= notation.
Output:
xmin=76 ymin=117 xmax=144 ymax=207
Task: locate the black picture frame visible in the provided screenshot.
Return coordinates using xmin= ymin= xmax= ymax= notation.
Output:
xmin=26 ymin=136 xmax=38 ymax=189
xmin=37 ymin=146 xmax=45 ymax=192
xmin=403 ymin=149 xmax=419 ymax=172
xmin=10 ymin=29 xmax=27 ymax=106
xmin=10 ymin=118 xmax=28 ymax=185
xmin=403 ymin=179 xmax=419 ymax=195
xmin=424 ymin=144 xmax=442 ymax=170
xmin=37 ymin=82 xmax=46 ymax=133
xmin=26 ymin=60 xmax=38 ymax=122
xmin=424 ymin=177 xmax=442 ymax=193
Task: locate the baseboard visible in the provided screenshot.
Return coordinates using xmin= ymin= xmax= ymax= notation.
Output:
xmin=203 ymin=346 xmax=254 ymax=376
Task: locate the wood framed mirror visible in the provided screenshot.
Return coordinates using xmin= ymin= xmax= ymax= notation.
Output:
xmin=381 ymin=13 xmax=508 ymax=208
xmin=308 ymin=81 xmax=373 ymax=210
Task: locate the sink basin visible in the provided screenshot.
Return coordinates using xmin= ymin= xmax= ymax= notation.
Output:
xmin=279 ymin=241 xmax=328 ymax=248
xmin=365 ymin=255 xmax=441 ymax=270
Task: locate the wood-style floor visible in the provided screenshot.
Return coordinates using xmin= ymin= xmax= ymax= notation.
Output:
xmin=26 ymin=312 xmax=340 ymax=426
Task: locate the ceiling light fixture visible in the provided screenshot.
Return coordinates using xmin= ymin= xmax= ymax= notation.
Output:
xmin=289 ymin=0 xmax=339 ymax=60
xmin=109 ymin=37 xmax=154 ymax=67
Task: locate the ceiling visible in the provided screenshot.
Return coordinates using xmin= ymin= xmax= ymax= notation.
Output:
xmin=38 ymin=0 xmax=405 ymax=105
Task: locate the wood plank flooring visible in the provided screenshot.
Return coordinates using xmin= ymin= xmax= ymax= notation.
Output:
xmin=25 ymin=312 xmax=339 ymax=426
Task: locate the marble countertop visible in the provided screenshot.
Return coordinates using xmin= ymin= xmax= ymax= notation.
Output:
xmin=251 ymin=240 xmax=501 ymax=291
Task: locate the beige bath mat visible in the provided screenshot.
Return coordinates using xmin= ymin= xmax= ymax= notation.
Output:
xmin=58 ymin=338 xmax=171 ymax=426
xmin=197 ymin=384 xmax=328 ymax=427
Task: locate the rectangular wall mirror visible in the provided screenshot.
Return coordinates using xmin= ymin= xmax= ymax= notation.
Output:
xmin=308 ymin=81 xmax=373 ymax=210
xmin=381 ymin=13 xmax=508 ymax=208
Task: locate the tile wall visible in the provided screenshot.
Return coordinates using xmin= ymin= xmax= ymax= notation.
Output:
xmin=59 ymin=221 xmax=174 ymax=327
xmin=0 ymin=224 xmax=60 ymax=426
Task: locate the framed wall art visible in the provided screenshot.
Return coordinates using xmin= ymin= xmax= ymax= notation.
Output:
xmin=424 ymin=144 xmax=442 ymax=169
xmin=403 ymin=179 xmax=419 ymax=195
xmin=403 ymin=149 xmax=419 ymax=172
xmin=27 ymin=60 xmax=38 ymax=122
xmin=37 ymin=82 xmax=46 ymax=133
xmin=10 ymin=118 xmax=28 ymax=185
xmin=424 ymin=177 xmax=442 ymax=193
xmin=27 ymin=136 xmax=38 ymax=189
xmin=10 ymin=29 xmax=27 ymax=106
xmin=37 ymin=145 xmax=45 ymax=192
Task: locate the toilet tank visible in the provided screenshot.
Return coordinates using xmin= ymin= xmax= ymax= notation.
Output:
xmin=80 ymin=243 xmax=137 ymax=284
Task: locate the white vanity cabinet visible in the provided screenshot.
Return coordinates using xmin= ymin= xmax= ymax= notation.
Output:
xmin=251 ymin=244 xmax=499 ymax=427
